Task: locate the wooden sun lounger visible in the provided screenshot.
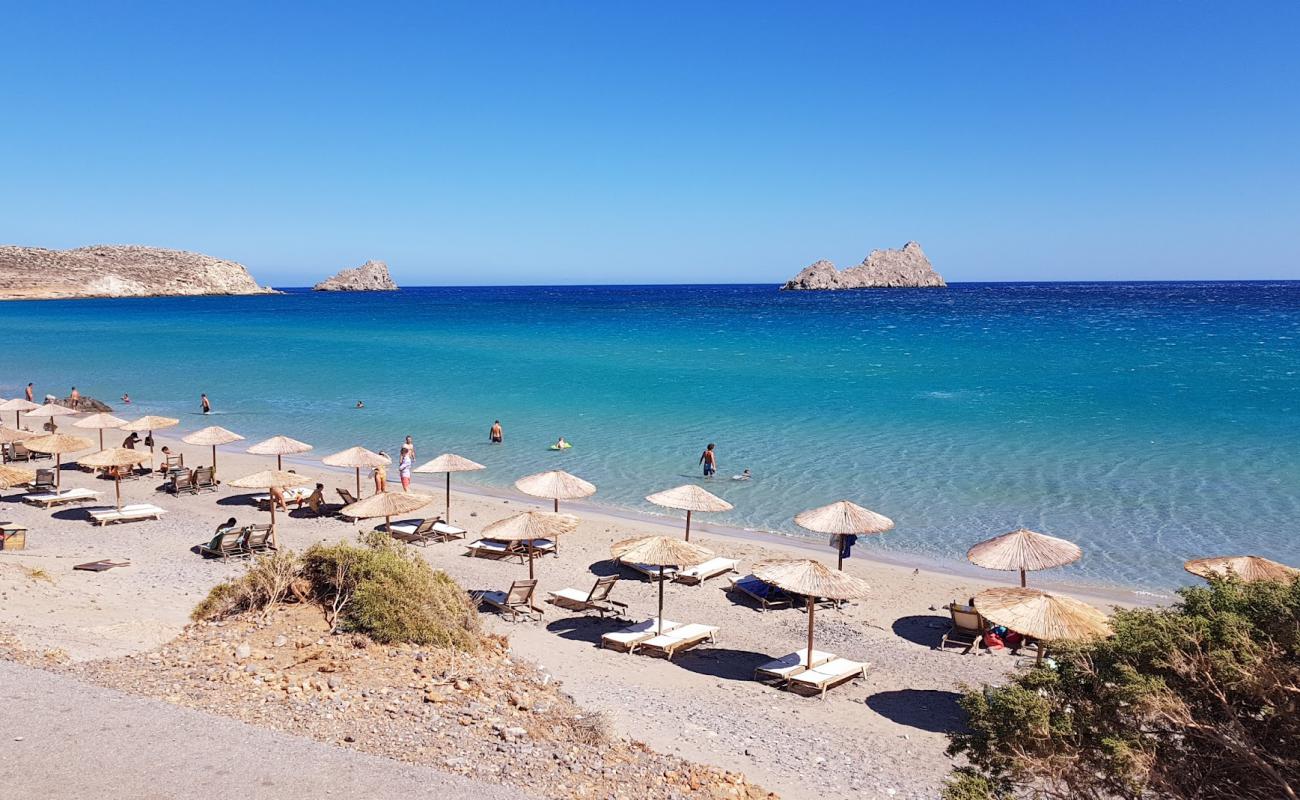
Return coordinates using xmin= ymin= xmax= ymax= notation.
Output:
xmin=754 ymin=649 xmax=836 ymax=682
xmin=787 ymin=658 xmax=869 ymax=699
xmin=88 ymin=503 xmax=166 ymax=526
xmin=601 ymin=619 xmax=680 ymax=652
xmin=33 ymin=469 xmax=56 ymax=493
xmin=635 ymin=623 xmax=719 ymax=659
xmin=725 ymin=574 xmax=793 ymax=612
xmin=199 ymin=528 xmax=248 ymax=560
xmin=252 ymin=486 xmax=310 ymax=508
xmin=465 ymin=538 xmax=556 ymax=562
xmin=546 ymin=576 xmax=626 ymax=617
xmin=244 ymin=524 xmax=276 ymax=554
xmin=169 ymin=470 xmax=197 ymax=495
xmin=674 ymin=557 xmax=739 ymax=585
xmin=473 ymin=579 xmax=540 ymax=622
xmin=193 ymin=466 xmax=219 ymax=492
xmin=618 ymin=559 xmax=678 ymax=580
xmin=940 ymin=603 xmax=986 ymax=652
xmin=387 ymin=518 xmax=468 ymax=545
xmin=24 ymin=488 xmax=102 ymax=508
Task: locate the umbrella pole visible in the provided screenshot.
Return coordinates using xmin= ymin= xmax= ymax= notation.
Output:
xmin=1036 ymin=643 xmax=1045 ymax=667
xmin=657 ymin=567 xmax=665 ymax=635
xmin=837 ymin=535 xmax=844 ymax=571
xmin=553 ymin=498 xmax=559 ymax=513
xmin=685 ymin=510 xmax=692 ymax=542
xmin=355 ymin=468 xmax=361 ymax=498
xmin=277 ymin=454 xmax=283 ymax=470
xmin=99 ymin=430 xmax=104 ymax=449
xmin=269 ymin=502 xmax=278 ymax=549
xmin=1020 ymin=569 xmax=1027 ymax=588
xmin=528 ymin=546 xmax=535 ymax=580
xmin=446 ymin=473 xmax=451 ymax=520
xmin=55 ymin=455 xmax=61 ymax=489
xmin=212 ymin=446 xmax=218 ymax=477
xmin=807 ymin=594 xmax=816 ymax=667
xmin=115 ymin=474 xmax=122 ymax=510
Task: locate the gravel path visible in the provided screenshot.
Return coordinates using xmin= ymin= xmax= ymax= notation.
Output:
xmin=0 ymin=661 xmax=535 ymax=800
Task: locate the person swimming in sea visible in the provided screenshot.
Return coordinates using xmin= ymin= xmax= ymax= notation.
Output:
xmin=553 ymin=436 xmax=570 ymax=449
xmin=356 ymin=401 xmax=365 ymax=409
xmin=733 ymin=468 xmax=751 ymax=481
xmin=121 ymin=393 xmax=131 ymax=404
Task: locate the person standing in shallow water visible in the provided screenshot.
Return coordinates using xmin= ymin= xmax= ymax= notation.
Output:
xmin=25 ymin=383 xmax=34 ymax=402
xmin=200 ymin=393 xmax=211 ymax=414
xmin=398 ymin=436 xmax=414 ymax=491
xmin=699 ymin=443 xmax=717 ymax=478
xmin=490 ymin=420 xmax=503 ymax=444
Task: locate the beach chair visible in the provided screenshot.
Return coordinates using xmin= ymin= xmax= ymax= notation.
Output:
xmin=725 ymin=574 xmax=793 ymax=612
xmin=23 ymin=487 xmax=102 ymax=508
xmin=473 ymin=580 xmax=540 ymax=622
xmin=754 ymin=650 xmax=836 ymax=683
xmin=673 ymin=557 xmax=739 ymax=586
xmin=169 ymin=470 xmax=197 ymax=495
xmin=88 ymin=503 xmax=166 ymax=526
xmin=386 ymin=518 xmax=438 ymax=545
xmin=244 ymin=524 xmax=276 ymax=555
xmin=192 ymin=466 xmax=218 ymax=492
xmin=546 ymin=576 xmax=626 ymax=617
xmin=33 ymin=469 xmax=56 ymax=493
xmin=939 ymin=603 xmax=986 ymax=653
xmin=430 ymin=521 xmax=467 ymax=542
xmin=465 ymin=538 xmax=556 ymax=562
xmin=6 ymin=442 xmax=32 ymax=463
xmin=336 ymin=488 xmax=362 ymax=519
xmin=618 ymin=559 xmax=678 ymax=581
xmin=164 ymin=452 xmax=184 ymax=471
xmin=601 ymin=619 xmax=680 ymax=653
xmin=199 ymin=527 xmax=247 ymax=560
xmin=787 ymin=658 xmax=869 ymax=700
xmin=635 ymin=623 xmax=719 ymax=659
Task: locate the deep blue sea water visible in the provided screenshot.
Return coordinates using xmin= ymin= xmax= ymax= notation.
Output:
xmin=4 ymin=283 xmax=1298 ymax=589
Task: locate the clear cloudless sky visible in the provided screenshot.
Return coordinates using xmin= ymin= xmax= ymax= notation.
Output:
xmin=2 ymin=2 xmax=1298 ymax=285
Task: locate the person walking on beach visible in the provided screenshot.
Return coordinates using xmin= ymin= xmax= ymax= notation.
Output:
xmin=398 ymin=437 xmax=415 ymax=491
xmin=70 ymin=386 xmax=80 ymax=404
xmin=25 ymin=383 xmax=34 ymax=402
xmin=490 ymin=420 xmax=503 ymax=444
xmin=373 ymin=454 xmax=388 ymax=494
xmin=200 ymin=393 xmax=211 ymax=414
xmin=699 ymin=443 xmax=717 ymax=478
xmin=122 ymin=432 xmax=140 ymax=450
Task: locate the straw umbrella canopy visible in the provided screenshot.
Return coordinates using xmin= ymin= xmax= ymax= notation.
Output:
xmin=481 ymin=511 xmax=579 ymax=579
xmin=80 ymin=448 xmax=152 ymax=509
xmin=120 ymin=415 xmax=180 ymax=455
xmin=0 ymin=398 xmax=39 ymax=428
xmin=339 ymin=490 xmax=435 ymax=533
xmin=0 ymin=464 xmax=37 ymax=489
xmin=24 ymin=403 xmax=78 ymax=432
xmin=967 ymin=528 xmax=1083 ymax=588
xmin=975 ymin=587 xmax=1112 ymax=666
xmin=1184 ymin=555 xmax=1300 ymax=584
xmin=0 ymin=426 xmax=31 ymax=444
xmin=611 ymin=535 xmax=714 ymax=635
xmin=414 ymin=453 xmax=485 ymax=521
xmin=22 ymin=433 xmax=94 ymax=488
xmin=794 ymin=500 xmax=894 ymax=570
xmin=247 ymin=435 xmax=314 ymax=470
xmin=74 ymin=412 xmax=128 ymax=449
xmin=515 ymin=470 xmax=596 ymax=513
xmin=646 ymin=484 xmax=733 ymax=542
xmin=322 ymin=446 xmax=391 ymax=497
xmin=181 ymin=426 xmax=245 ymax=475
xmin=228 ymin=469 xmax=314 ymax=537
xmin=753 ymin=558 xmax=872 ymax=668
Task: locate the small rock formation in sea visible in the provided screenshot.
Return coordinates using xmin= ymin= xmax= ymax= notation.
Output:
xmin=313 ymin=260 xmax=398 ymax=292
xmin=0 ymin=244 xmax=275 ymax=301
xmin=57 ymin=396 xmax=113 ymax=413
xmin=781 ymin=241 xmax=946 ymax=290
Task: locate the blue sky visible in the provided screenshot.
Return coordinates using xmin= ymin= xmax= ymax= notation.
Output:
xmin=2 ymin=2 xmax=1297 ymax=285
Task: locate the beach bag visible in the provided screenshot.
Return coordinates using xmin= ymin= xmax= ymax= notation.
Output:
xmin=984 ymin=631 xmax=1004 ymax=650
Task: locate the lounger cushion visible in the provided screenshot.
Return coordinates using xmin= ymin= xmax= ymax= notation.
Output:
xmin=623 ymin=561 xmax=677 ymax=578
xmin=467 ymin=539 xmax=511 ymax=554
xmin=25 ymin=488 xmax=100 ymax=503
xmin=756 ymin=650 xmax=835 ymax=678
xmin=641 ymin=623 xmax=718 ymax=650
xmin=432 ymin=522 xmax=466 ymax=537
xmin=387 ymin=520 xmax=422 ymax=535
xmin=678 ymin=557 xmax=739 ymax=580
xmin=789 ymin=658 xmax=867 ymax=688
xmin=730 ymin=575 xmax=780 ymax=598
xmin=548 ymin=588 xmax=591 ymax=603
xmin=602 ymin=618 xmax=680 ymax=646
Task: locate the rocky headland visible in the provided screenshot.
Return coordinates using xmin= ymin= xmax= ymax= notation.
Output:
xmin=781 ymin=242 xmax=945 ymax=290
xmin=313 ymin=260 xmax=398 ymax=292
xmin=0 ymin=245 xmax=275 ymax=301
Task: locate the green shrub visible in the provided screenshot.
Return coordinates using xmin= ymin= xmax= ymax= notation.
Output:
xmin=947 ymin=576 xmax=1300 ymax=800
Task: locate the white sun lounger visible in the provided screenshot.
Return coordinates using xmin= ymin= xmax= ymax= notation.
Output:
xmin=601 ymin=618 xmax=680 ymax=652
xmin=619 ymin=559 xmax=678 ymax=580
xmin=673 ymin=557 xmax=739 ymax=585
xmin=634 ymin=623 xmax=719 ymax=658
xmin=787 ymin=658 xmax=869 ymax=699
xmin=385 ymin=518 xmax=467 ymax=544
xmin=754 ymin=649 xmax=835 ymax=682
xmin=87 ymin=503 xmax=167 ymax=526
xmin=23 ymin=488 xmax=102 ymax=508
xmin=466 ymin=538 xmax=556 ymax=560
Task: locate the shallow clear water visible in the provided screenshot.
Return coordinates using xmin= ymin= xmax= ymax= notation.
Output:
xmin=4 ymin=283 xmax=1298 ymax=589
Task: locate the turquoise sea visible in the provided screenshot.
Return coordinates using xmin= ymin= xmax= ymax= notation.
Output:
xmin=4 ymin=283 xmax=1298 ymax=590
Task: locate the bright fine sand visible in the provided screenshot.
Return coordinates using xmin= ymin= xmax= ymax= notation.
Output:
xmin=0 ymin=435 xmax=1145 ymax=800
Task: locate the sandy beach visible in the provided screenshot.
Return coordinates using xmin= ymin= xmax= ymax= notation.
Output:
xmin=0 ymin=434 xmax=1154 ymax=800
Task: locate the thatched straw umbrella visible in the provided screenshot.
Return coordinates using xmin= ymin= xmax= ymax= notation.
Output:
xmin=0 ymin=464 xmax=37 ymax=489
xmin=414 ymin=453 xmax=485 ymax=521
xmin=340 ymin=490 xmax=435 ymax=533
xmin=481 ymin=511 xmax=579 ymax=579
xmin=611 ymin=536 xmax=714 ymax=635
xmin=1184 ymin=555 xmax=1300 ymax=583
xmin=0 ymin=426 xmax=30 ymax=444
xmin=74 ymin=412 xmax=128 ymax=449
xmin=646 ymin=484 xmax=733 ymax=542
xmin=120 ymin=415 xmax=180 ymax=455
xmin=322 ymin=446 xmax=391 ymax=497
xmin=25 ymin=403 xmax=78 ymax=433
xmin=974 ymin=587 xmax=1112 ymax=666
xmin=967 ymin=528 xmax=1083 ymax=588
xmin=753 ymin=558 xmax=872 ymax=668
xmin=22 ymin=433 xmax=94 ymax=489
xmin=80 ymin=448 xmax=152 ymax=509
xmin=247 ymin=435 xmax=313 ymax=470
xmin=794 ymin=500 xmax=894 ymax=570
xmin=0 ymin=398 xmax=39 ymax=429
xmin=181 ymin=426 xmax=245 ymax=477
xmin=229 ymin=470 xmax=313 ymax=542
xmin=515 ymin=470 xmax=596 ymax=513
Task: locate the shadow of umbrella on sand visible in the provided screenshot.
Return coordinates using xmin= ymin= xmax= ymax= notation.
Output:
xmin=611 ymin=535 xmax=714 ymax=636
xmin=414 ymin=453 xmax=485 ymax=522
xmin=22 ymin=433 xmax=94 ymax=489
xmin=645 ymin=484 xmax=732 ymax=542
xmin=80 ymin=447 xmax=153 ymax=509
xmin=481 ymin=510 xmax=578 ymax=579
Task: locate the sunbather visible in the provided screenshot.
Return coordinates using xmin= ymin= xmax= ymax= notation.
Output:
xmin=295 ymin=483 xmax=327 ymax=514
xmin=268 ymin=485 xmax=290 ymax=513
